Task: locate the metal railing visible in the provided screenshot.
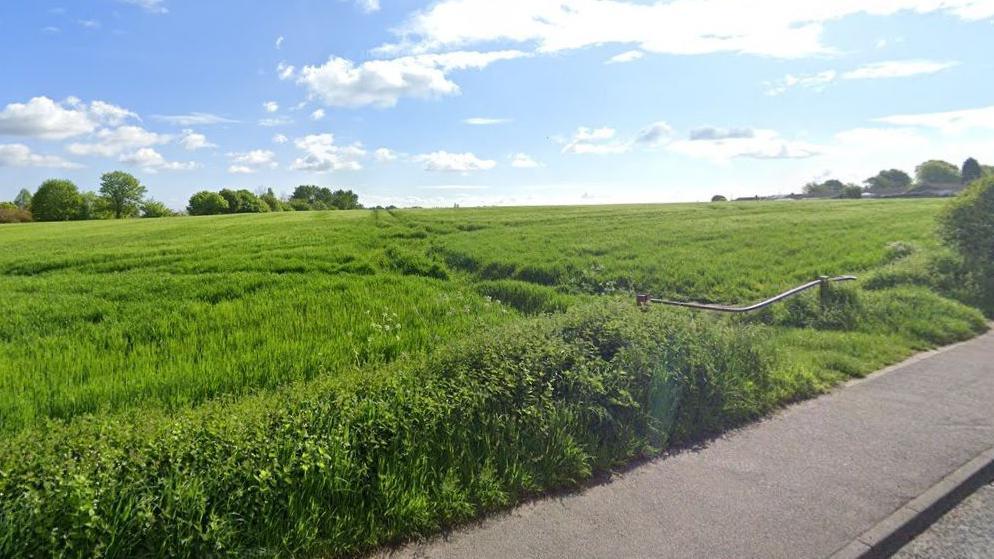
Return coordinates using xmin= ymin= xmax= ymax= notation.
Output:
xmin=636 ymin=275 xmax=857 ymax=313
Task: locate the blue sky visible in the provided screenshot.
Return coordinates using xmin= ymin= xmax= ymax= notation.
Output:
xmin=2 ymin=0 xmax=994 ymax=208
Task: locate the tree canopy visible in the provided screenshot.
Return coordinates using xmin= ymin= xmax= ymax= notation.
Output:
xmin=32 ymin=179 xmax=83 ymax=221
xmin=961 ymin=157 xmax=982 ymax=185
xmin=915 ymin=160 xmax=961 ymax=185
xmin=99 ymin=171 xmax=147 ymax=219
xmin=289 ymin=186 xmax=362 ymax=210
xmin=803 ymin=179 xmax=846 ymax=198
xmin=13 ymin=188 xmax=32 ymax=210
xmin=187 ymin=191 xmax=230 ymax=216
xmin=864 ymin=169 xmax=912 ymax=194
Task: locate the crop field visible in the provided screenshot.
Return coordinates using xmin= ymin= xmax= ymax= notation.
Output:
xmin=0 ymin=199 xmax=989 ymax=557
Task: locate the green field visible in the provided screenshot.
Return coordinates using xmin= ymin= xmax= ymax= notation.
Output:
xmin=0 ymin=200 xmax=988 ymax=557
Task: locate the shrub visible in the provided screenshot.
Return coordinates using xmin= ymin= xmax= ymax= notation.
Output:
xmin=187 ymin=191 xmax=229 ymax=215
xmin=0 ymin=206 xmax=32 ymax=223
xmin=141 ymin=200 xmax=176 ymax=218
xmin=939 ymin=176 xmax=994 ymax=311
xmin=711 ymin=195 xmax=727 ymax=202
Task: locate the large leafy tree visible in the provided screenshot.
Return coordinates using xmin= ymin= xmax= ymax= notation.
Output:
xmin=915 ymin=160 xmax=961 ymax=185
xmin=32 ymin=179 xmax=83 ymax=221
xmin=13 ymin=188 xmax=32 ymax=210
xmin=961 ymin=157 xmax=982 ymax=185
xmin=187 ymin=191 xmax=229 ymax=215
xmin=219 ymin=189 xmax=269 ymax=213
xmin=864 ymin=169 xmax=912 ymax=194
xmin=99 ymin=171 xmax=147 ymax=219
xmin=803 ymin=179 xmax=845 ymax=198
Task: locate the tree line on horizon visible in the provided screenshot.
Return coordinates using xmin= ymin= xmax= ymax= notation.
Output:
xmin=800 ymin=157 xmax=990 ymax=199
xmin=0 ymin=173 xmax=363 ymax=224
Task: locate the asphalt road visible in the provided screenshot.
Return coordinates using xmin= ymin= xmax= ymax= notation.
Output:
xmin=894 ymin=482 xmax=994 ymax=559
xmin=378 ymin=329 xmax=994 ymax=559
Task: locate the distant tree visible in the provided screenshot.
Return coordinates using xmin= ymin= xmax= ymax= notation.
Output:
xmin=915 ymin=160 xmax=960 ymax=185
xmin=219 ymin=189 xmax=269 ymax=213
xmin=99 ymin=171 xmax=147 ymax=219
xmin=32 ymin=179 xmax=83 ymax=221
xmin=288 ymin=198 xmax=313 ymax=211
xmin=961 ymin=157 xmax=982 ymax=185
xmin=260 ymin=188 xmax=286 ymax=212
xmin=290 ymin=185 xmax=331 ymax=207
xmin=328 ymin=189 xmax=361 ymax=210
xmin=711 ymin=195 xmax=727 ymax=202
xmin=803 ymin=179 xmax=845 ymax=198
xmin=841 ymin=185 xmax=863 ymax=199
xmin=78 ymin=191 xmax=111 ymax=220
xmin=864 ymin=169 xmax=912 ymax=194
xmin=187 ymin=191 xmax=229 ymax=215
xmin=141 ymin=199 xmax=175 ymax=218
xmin=13 ymin=188 xmax=32 ymax=210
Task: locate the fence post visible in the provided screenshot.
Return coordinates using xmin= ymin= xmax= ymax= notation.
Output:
xmin=818 ymin=275 xmax=830 ymax=307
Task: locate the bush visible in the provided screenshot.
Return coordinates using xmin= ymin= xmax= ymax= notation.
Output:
xmin=939 ymin=176 xmax=994 ymax=311
xmin=0 ymin=302 xmax=785 ymax=558
xmin=141 ymin=200 xmax=176 ymax=218
xmin=187 ymin=191 xmax=229 ymax=215
xmin=711 ymin=195 xmax=727 ymax=202
xmin=0 ymin=206 xmax=32 ymax=223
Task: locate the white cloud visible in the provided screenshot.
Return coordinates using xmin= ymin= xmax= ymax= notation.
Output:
xmin=374 ymin=147 xmax=398 ymax=162
xmin=510 ymin=152 xmax=541 ymax=168
xmin=42 ymin=26 xmax=61 ymax=33
xmin=258 ymin=117 xmax=293 ymax=127
xmin=607 ymin=50 xmax=644 ymax=64
xmin=414 ymin=151 xmax=496 ymax=172
xmin=151 ymin=112 xmax=238 ymax=126
xmin=463 ymin=117 xmax=511 ymax=125
xmin=290 ymin=133 xmax=365 ymax=172
xmin=843 ymin=59 xmax=958 ymax=79
xmin=376 ymin=1 xmax=994 ymax=59
xmin=688 ymin=126 xmax=755 ymax=140
xmin=311 ymin=108 xmax=326 ymax=120
xmin=294 ymin=50 xmax=526 ymax=108
xmin=0 ymin=144 xmax=79 ymax=168
xmin=356 ymin=0 xmax=380 ymax=13
xmin=117 ymin=0 xmax=168 ymax=14
xmin=277 ymin=62 xmax=296 ymax=80
xmin=78 ymin=19 xmax=101 ymax=29
xmin=0 ymin=96 xmax=136 ymax=140
xmin=667 ymin=128 xmax=820 ymax=161
xmin=634 ymin=121 xmax=673 ymax=147
xmin=561 ymin=126 xmax=630 ymax=155
xmin=272 ymin=133 xmax=289 ymax=144
xmin=263 ymin=101 xmax=280 ymax=113
xmin=119 ymin=148 xmax=196 ymax=173
xmin=179 ymin=129 xmax=216 ymax=150
xmin=275 ymin=36 xmax=284 ymax=49
xmin=67 ymin=125 xmax=169 ymax=157
xmin=767 ymin=59 xmax=957 ymax=95
xmin=874 ymin=105 xmax=994 ymax=132
xmin=226 ymin=149 xmax=277 ymax=173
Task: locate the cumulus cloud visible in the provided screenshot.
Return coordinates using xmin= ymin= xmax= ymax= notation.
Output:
xmin=119 ymin=148 xmax=197 ymax=173
xmin=510 ymin=152 xmax=541 ymax=168
xmin=263 ymin=101 xmax=280 ymax=113
xmin=272 ymin=133 xmax=289 ymax=144
xmin=356 ymin=0 xmax=380 ymax=13
xmin=0 ymin=96 xmax=137 ymax=140
xmin=290 ymin=133 xmax=365 ymax=172
xmin=376 ymin=1 xmax=994 ymax=59
xmin=561 ymin=127 xmax=630 ymax=155
xmin=151 ymin=112 xmax=238 ymax=126
xmin=294 ymin=50 xmax=526 ymax=108
xmin=607 ymin=50 xmax=644 ymax=64
xmin=67 ymin=125 xmax=169 ymax=157
xmin=667 ymin=128 xmax=820 ymax=161
xmin=0 ymin=144 xmax=79 ymax=168
xmin=767 ymin=59 xmax=957 ymax=94
xmin=178 ymin=129 xmax=216 ymax=150
xmin=118 ymin=0 xmax=168 ymax=14
xmin=414 ymin=151 xmax=496 ymax=172
xmin=277 ymin=62 xmax=296 ymax=80
xmin=634 ymin=121 xmax=673 ymax=147
xmin=374 ymin=147 xmax=398 ymax=162
xmin=275 ymin=36 xmax=284 ymax=49
xmin=310 ymin=108 xmax=326 ymax=121
xmin=227 ymin=149 xmax=278 ymax=174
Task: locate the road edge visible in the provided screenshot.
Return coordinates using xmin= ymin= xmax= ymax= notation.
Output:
xmin=828 ymin=446 xmax=994 ymax=559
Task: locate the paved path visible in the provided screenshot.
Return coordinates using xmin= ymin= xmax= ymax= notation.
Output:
xmin=894 ymin=481 xmax=994 ymax=559
xmin=381 ymin=329 xmax=994 ymax=559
